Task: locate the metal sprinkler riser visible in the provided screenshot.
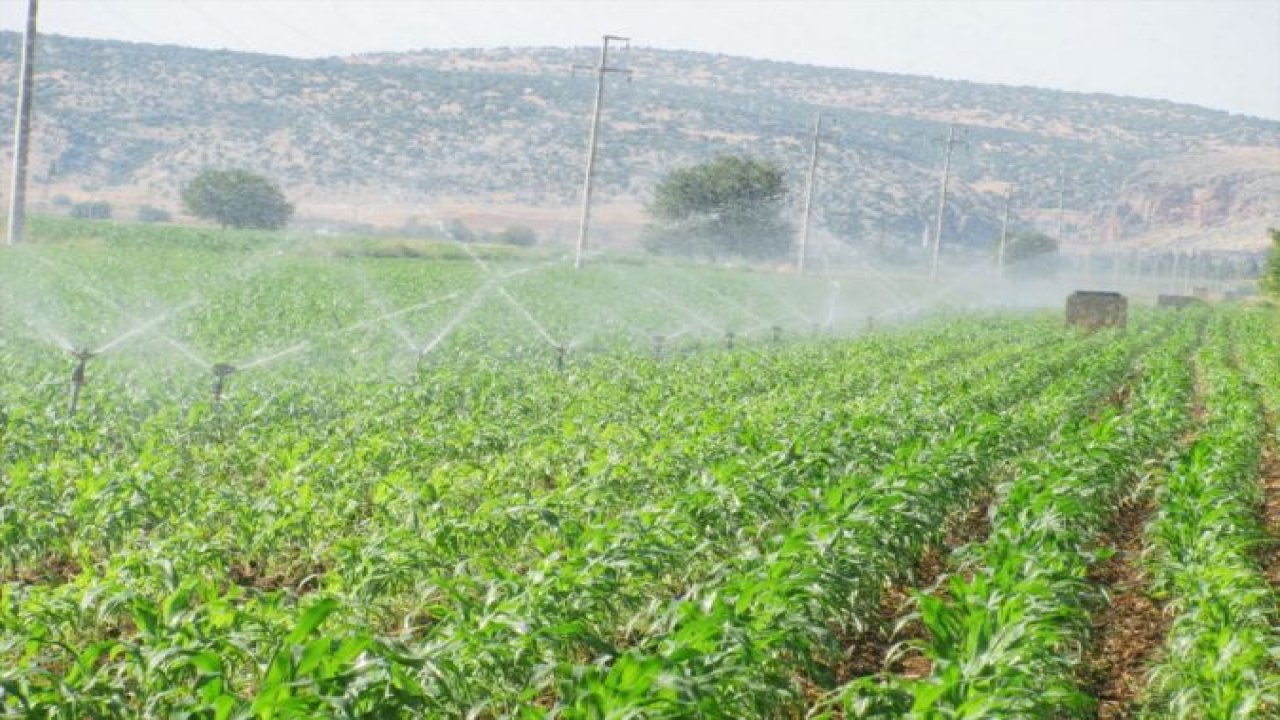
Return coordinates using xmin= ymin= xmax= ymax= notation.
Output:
xmin=211 ymin=363 xmax=236 ymax=404
xmin=67 ymin=349 xmax=95 ymax=416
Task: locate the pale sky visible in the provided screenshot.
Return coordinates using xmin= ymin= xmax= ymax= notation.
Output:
xmin=2 ymin=0 xmax=1278 ymax=120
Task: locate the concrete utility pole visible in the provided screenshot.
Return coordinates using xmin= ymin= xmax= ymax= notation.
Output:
xmin=929 ymin=124 xmax=965 ymax=281
xmin=797 ymin=113 xmax=822 ymax=274
xmin=1108 ymin=214 xmax=1120 ymax=289
xmin=572 ymin=35 xmax=631 ymax=270
xmin=996 ymin=185 xmax=1013 ymax=277
xmin=1055 ymin=162 xmax=1066 ymax=244
xmin=7 ymin=0 xmax=39 ymax=246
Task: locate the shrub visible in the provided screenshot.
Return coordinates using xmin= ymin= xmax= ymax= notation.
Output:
xmin=137 ymin=205 xmax=173 ymax=223
xmin=69 ymin=201 xmax=112 ymax=220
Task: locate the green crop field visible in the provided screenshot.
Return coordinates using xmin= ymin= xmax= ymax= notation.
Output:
xmin=0 ymin=221 xmax=1277 ymax=718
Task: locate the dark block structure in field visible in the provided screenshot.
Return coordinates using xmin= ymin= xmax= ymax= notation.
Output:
xmin=1066 ymin=291 xmax=1128 ymax=330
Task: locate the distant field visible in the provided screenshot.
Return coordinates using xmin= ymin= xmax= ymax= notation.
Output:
xmin=1 ymin=220 xmax=1276 ymax=717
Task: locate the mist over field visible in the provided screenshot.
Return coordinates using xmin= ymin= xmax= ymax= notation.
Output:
xmin=1 ymin=3 xmax=1278 ymax=717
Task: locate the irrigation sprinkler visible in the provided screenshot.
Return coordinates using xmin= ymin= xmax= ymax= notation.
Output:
xmin=67 ymin=349 xmax=94 ymax=416
xmin=651 ymin=334 xmax=665 ymax=360
xmin=211 ymin=363 xmax=236 ymax=406
xmin=725 ymin=331 xmax=735 ymax=350
xmin=771 ymin=325 xmax=783 ymax=344
xmin=555 ymin=343 xmax=568 ymax=372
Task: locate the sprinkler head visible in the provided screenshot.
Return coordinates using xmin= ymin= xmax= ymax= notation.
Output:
xmin=69 ymin=349 xmax=94 ymax=386
xmin=211 ymin=363 xmax=236 ymax=403
xmin=725 ymin=331 xmax=735 ymax=350
xmin=771 ymin=325 xmax=782 ymax=343
xmin=651 ymin=334 xmax=665 ymax=359
xmin=66 ymin=349 xmax=96 ymax=416
xmin=555 ymin=344 xmax=568 ymax=372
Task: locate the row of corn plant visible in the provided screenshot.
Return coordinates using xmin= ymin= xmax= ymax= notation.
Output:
xmin=0 ymin=316 xmax=1084 ymax=716
xmin=305 ymin=316 xmax=1103 ymax=715
xmin=0 ymin=239 xmax=1207 ymax=717
xmin=0 ymin=316 xmax=1048 ymax=589
xmin=828 ymin=315 xmax=1198 ymax=718
xmin=535 ymin=322 xmax=1169 ymax=717
xmin=1138 ymin=313 xmax=1280 ymax=718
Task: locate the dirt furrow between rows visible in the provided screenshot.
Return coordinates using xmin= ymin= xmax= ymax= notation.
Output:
xmin=834 ymin=486 xmax=995 ymax=683
xmin=1257 ymin=424 xmax=1280 ymax=593
xmin=1083 ymin=495 xmax=1169 ymax=720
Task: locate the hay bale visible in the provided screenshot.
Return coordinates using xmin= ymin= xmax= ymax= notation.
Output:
xmin=1066 ymin=291 xmax=1127 ymax=330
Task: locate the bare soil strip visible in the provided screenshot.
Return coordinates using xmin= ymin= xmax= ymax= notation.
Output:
xmin=817 ymin=370 xmax=1148 ymax=708
xmin=1258 ymin=430 xmax=1280 ymax=593
xmin=1083 ymin=497 xmax=1169 ymax=720
xmin=833 ymin=487 xmax=993 ymax=683
xmin=1083 ymin=355 xmax=1206 ymax=719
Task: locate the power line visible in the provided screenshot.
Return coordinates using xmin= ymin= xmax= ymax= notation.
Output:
xmin=572 ymin=35 xmax=632 ymax=270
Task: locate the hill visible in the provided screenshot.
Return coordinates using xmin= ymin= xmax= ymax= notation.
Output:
xmin=1 ymin=32 xmax=1277 ymax=251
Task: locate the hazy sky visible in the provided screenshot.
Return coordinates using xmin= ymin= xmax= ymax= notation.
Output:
xmin=2 ymin=1 xmax=1278 ymax=120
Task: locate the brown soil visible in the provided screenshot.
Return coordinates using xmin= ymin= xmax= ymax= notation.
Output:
xmin=834 ymin=489 xmax=994 ymax=684
xmin=1258 ymin=437 xmax=1280 ymax=592
xmin=1083 ymin=498 xmax=1169 ymax=720
xmin=228 ymin=558 xmax=326 ymax=594
xmin=1 ymin=553 xmax=80 ymax=585
xmin=1083 ymin=352 xmax=1208 ymax=719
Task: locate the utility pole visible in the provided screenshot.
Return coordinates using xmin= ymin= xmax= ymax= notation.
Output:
xmin=797 ymin=113 xmax=822 ymax=274
xmin=929 ymin=124 xmax=965 ymax=281
xmin=7 ymin=0 xmax=39 ymax=246
xmin=1108 ymin=217 xmax=1120 ymax=290
xmin=572 ymin=35 xmax=631 ymax=270
xmin=996 ymin=185 xmax=1012 ymax=277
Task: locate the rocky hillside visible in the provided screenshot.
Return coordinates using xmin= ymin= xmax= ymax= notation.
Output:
xmin=1 ymin=32 xmax=1276 ymax=250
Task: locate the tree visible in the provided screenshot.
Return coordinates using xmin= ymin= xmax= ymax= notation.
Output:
xmin=137 ymin=205 xmax=172 ymax=223
xmin=493 ymin=225 xmax=537 ymax=247
xmin=643 ymin=156 xmax=793 ymax=261
xmin=1261 ymin=228 xmax=1280 ymax=296
xmin=443 ymin=219 xmax=475 ymax=244
xmin=70 ymin=201 xmax=112 ymax=220
xmin=995 ymin=228 xmax=1060 ymax=276
xmin=181 ymin=169 xmax=294 ymax=230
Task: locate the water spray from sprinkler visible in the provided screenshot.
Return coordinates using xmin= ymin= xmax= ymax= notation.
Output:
xmin=67 ymin=349 xmax=94 ymax=416
xmin=211 ymin=363 xmax=236 ymax=406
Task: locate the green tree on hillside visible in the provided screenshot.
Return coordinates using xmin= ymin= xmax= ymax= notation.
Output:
xmin=995 ymin=228 xmax=1060 ymax=276
xmin=1261 ymin=228 xmax=1280 ymax=297
xmin=181 ymin=169 xmax=294 ymax=230
xmin=642 ymin=156 xmax=793 ymax=261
